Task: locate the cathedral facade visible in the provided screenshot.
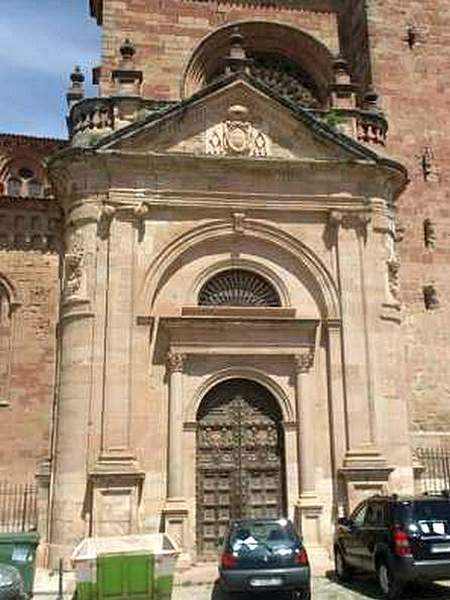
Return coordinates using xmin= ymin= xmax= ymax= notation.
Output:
xmin=0 ymin=0 xmax=449 ymax=565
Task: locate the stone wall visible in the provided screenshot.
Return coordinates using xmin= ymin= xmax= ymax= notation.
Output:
xmin=0 ymin=134 xmax=64 ymax=482
xmin=0 ymin=206 xmax=60 ymax=481
xmin=363 ymin=1 xmax=450 ymax=442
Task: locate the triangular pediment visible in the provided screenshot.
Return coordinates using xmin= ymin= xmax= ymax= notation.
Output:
xmin=98 ymin=77 xmax=376 ymax=163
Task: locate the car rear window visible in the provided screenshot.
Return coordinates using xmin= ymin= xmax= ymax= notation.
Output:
xmin=412 ymin=500 xmax=450 ymax=521
xmin=399 ymin=500 xmax=450 ymax=523
xmin=229 ymin=519 xmax=298 ymax=550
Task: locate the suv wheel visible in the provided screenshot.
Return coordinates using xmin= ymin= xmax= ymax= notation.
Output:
xmin=377 ymin=560 xmax=403 ymax=599
xmin=334 ymin=547 xmax=352 ymax=582
xmin=293 ymin=585 xmax=311 ymax=600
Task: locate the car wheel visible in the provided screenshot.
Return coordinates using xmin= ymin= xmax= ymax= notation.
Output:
xmin=377 ymin=560 xmax=403 ymax=599
xmin=293 ymin=586 xmax=311 ymax=600
xmin=334 ymin=546 xmax=352 ymax=582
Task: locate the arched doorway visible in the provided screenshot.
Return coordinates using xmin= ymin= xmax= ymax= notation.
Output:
xmin=196 ymin=378 xmax=286 ymax=560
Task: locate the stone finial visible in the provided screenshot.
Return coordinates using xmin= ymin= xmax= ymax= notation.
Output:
xmin=329 ymin=54 xmax=356 ymax=110
xmin=363 ymin=87 xmax=381 ymax=113
xmin=66 ymin=66 xmax=85 ymax=109
xmin=332 ymin=55 xmax=351 ymax=84
xmin=225 ymin=28 xmax=251 ymax=75
xmin=112 ymin=38 xmax=143 ymax=96
xmin=119 ymin=38 xmax=136 ymax=63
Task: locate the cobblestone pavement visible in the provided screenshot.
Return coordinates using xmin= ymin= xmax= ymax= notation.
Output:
xmin=173 ymin=576 xmax=450 ymax=600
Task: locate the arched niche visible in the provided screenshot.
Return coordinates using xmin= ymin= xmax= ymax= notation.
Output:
xmin=139 ymin=219 xmax=340 ymax=320
xmin=181 ymin=20 xmax=334 ymax=106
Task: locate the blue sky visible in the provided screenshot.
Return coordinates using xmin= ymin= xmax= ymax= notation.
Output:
xmin=0 ymin=0 xmax=100 ymax=139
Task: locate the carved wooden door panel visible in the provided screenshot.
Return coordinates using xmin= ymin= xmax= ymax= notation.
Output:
xmin=196 ymin=379 xmax=285 ymax=560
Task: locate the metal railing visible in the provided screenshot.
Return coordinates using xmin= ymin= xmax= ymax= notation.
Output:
xmin=415 ymin=447 xmax=450 ymax=494
xmin=0 ymin=482 xmax=37 ymax=532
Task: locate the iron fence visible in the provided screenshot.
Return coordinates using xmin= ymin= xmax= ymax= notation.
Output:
xmin=415 ymin=447 xmax=450 ymax=494
xmin=0 ymin=482 xmax=37 ymax=532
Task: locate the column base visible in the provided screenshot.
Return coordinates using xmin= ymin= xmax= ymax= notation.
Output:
xmin=162 ymin=499 xmax=191 ymax=568
xmin=340 ymin=447 xmax=393 ymax=511
xmin=294 ymin=494 xmax=323 ymax=547
xmin=89 ymin=457 xmax=145 ymax=537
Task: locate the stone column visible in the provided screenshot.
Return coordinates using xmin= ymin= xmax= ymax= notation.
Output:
xmin=166 ymin=351 xmax=186 ymax=500
xmin=295 ymin=350 xmax=315 ymax=496
xmin=294 ymin=350 xmax=323 ymax=546
xmin=162 ymin=351 xmax=190 ymax=561
xmin=325 ymin=320 xmax=347 ymax=469
xmin=330 ymin=211 xmax=378 ymax=455
xmin=330 ymin=210 xmax=391 ymax=508
xmin=49 ymin=211 xmax=97 ymax=565
xmin=325 ymin=320 xmax=348 ymax=517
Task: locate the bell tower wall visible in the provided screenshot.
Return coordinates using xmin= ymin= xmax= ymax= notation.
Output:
xmin=350 ymin=1 xmax=450 ymax=444
xmin=94 ymin=0 xmax=341 ymax=99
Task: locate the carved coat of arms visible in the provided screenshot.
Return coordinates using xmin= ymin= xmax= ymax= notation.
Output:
xmin=206 ymin=104 xmax=268 ymax=158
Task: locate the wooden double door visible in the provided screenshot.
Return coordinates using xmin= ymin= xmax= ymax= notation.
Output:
xmin=196 ymin=378 xmax=286 ymax=560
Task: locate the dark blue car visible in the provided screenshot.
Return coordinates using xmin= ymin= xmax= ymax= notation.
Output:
xmin=218 ymin=518 xmax=311 ymax=599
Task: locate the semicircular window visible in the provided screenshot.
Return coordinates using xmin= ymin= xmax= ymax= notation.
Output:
xmin=249 ymin=54 xmax=321 ymax=108
xmin=209 ymin=52 xmax=321 ymax=109
xmin=198 ymin=269 xmax=281 ymax=307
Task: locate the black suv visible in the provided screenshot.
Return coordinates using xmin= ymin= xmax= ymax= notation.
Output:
xmin=334 ymin=493 xmax=450 ymax=598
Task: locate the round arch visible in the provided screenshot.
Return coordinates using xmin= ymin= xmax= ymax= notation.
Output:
xmin=185 ymin=366 xmax=295 ymax=423
xmin=181 ymin=20 xmax=334 ymax=102
xmin=138 ymin=219 xmax=340 ymax=320
xmin=189 ymin=258 xmax=291 ymax=307
xmin=0 ymin=273 xmax=21 ymax=309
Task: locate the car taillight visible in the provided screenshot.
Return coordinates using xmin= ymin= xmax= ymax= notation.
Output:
xmin=393 ymin=526 xmax=412 ymax=557
xmin=221 ymin=552 xmax=238 ymax=569
xmin=294 ymin=547 xmax=309 ymax=565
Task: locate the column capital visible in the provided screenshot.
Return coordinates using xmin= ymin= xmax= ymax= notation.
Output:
xmin=329 ymin=210 xmax=371 ymax=231
xmin=294 ymin=350 xmax=314 ymax=374
xmin=166 ymin=351 xmax=187 ymax=373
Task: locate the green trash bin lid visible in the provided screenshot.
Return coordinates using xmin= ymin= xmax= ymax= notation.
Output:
xmin=0 ymin=531 xmax=40 ymax=545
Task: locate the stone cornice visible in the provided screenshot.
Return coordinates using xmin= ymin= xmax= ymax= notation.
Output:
xmin=159 ymin=316 xmax=319 ymax=356
xmin=50 ymin=150 xmax=405 ymax=207
xmin=108 ymin=192 xmax=371 ymax=213
xmin=180 ymin=0 xmax=338 ymax=10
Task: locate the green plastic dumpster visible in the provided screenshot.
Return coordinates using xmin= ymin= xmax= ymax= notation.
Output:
xmin=0 ymin=531 xmax=40 ymax=597
xmin=71 ymin=534 xmax=179 ymax=600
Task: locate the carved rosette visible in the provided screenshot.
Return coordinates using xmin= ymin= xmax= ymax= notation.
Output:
xmin=206 ymin=104 xmax=268 ymax=158
xmin=166 ymin=352 xmax=187 ymax=374
xmin=63 ymin=232 xmax=84 ymax=298
xmin=294 ymin=350 xmax=314 ymax=374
